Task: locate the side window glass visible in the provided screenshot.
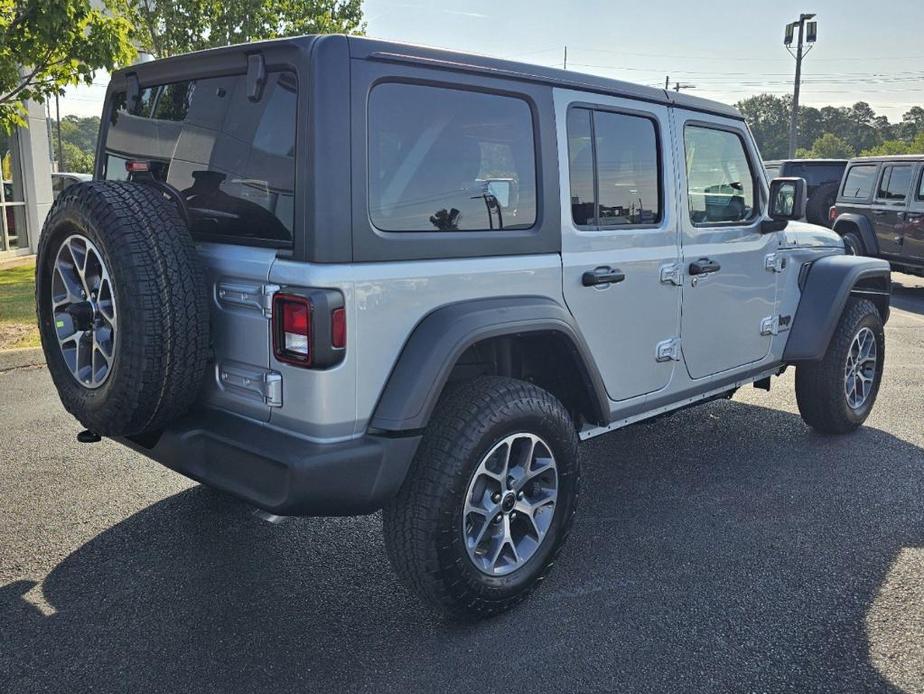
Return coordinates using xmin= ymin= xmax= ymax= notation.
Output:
xmin=684 ymin=126 xmax=755 ymax=225
xmin=918 ymin=169 xmax=924 ymax=201
xmin=594 ymin=111 xmax=660 ymax=225
xmin=566 ymin=107 xmax=661 ymax=228
xmin=567 ymin=108 xmax=595 ymax=225
xmin=841 ymin=165 xmax=878 ymax=199
xmin=877 ymin=165 xmax=912 ymax=201
xmin=368 ymin=83 xmax=537 ymax=232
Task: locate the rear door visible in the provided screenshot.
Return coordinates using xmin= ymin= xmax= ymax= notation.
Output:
xmin=558 ymin=92 xmax=681 ymax=402
xmin=903 ymin=165 xmax=924 ymax=263
xmin=872 ymin=164 xmax=913 ymax=257
xmin=102 ymin=68 xmax=299 ymax=421
xmin=674 ymin=110 xmax=778 ymax=380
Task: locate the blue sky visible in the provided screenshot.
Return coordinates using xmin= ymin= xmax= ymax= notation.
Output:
xmin=60 ymin=0 xmax=924 ymax=121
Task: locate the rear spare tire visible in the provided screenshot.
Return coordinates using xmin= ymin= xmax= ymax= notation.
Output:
xmin=35 ymin=182 xmax=209 ymax=437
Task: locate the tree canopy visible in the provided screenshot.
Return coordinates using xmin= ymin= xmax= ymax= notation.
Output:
xmin=111 ymin=0 xmax=365 ymax=58
xmin=0 ymin=0 xmax=135 ymax=131
xmin=737 ymin=94 xmax=924 ymax=160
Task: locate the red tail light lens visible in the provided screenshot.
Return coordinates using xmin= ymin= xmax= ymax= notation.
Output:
xmin=125 ymin=159 xmax=151 ymax=173
xmin=272 ymin=289 xmax=346 ymax=369
xmin=828 ymin=205 xmax=838 ymax=224
xmin=331 ymin=307 xmax=346 ymax=349
xmin=273 ymin=293 xmax=312 ymax=365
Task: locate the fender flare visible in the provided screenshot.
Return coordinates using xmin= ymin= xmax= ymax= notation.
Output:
xmin=783 ymin=254 xmax=891 ymax=362
xmin=833 ymin=213 xmax=879 ymax=255
xmin=369 ymin=296 xmax=610 ymax=432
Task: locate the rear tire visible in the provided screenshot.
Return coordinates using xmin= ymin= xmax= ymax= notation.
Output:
xmin=35 ymin=182 xmax=209 ymax=437
xmin=795 ymin=298 xmax=884 ymax=434
xmin=806 ymin=181 xmax=838 ymax=227
xmin=383 ymin=376 xmax=580 ymax=619
xmin=842 ymin=231 xmax=865 ymax=256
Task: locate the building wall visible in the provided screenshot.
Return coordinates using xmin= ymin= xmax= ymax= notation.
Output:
xmin=16 ymin=100 xmax=54 ymax=254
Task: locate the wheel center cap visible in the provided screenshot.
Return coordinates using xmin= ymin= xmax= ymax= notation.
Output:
xmin=67 ymin=301 xmax=96 ymax=331
xmin=501 ymin=492 xmax=516 ymax=513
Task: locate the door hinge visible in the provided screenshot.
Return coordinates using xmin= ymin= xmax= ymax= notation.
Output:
xmin=217 ymin=282 xmax=280 ymax=317
xmin=656 ymin=337 xmax=681 ymax=362
xmin=760 ymin=314 xmax=792 ymax=336
xmin=218 ymin=362 xmax=283 ymax=407
xmin=659 ymin=262 xmax=683 ymax=286
xmin=764 ymin=253 xmax=788 ymax=273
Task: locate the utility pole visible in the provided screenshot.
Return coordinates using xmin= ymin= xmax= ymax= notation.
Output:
xmin=665 ymin=75 xmax=670 ymax=90
xmin=785 ymin=13 xmax=817 ymax=157
xmin=674 ymin=82 xmax=696 ymax=93
xmin=563 ymin=46 xmax=568 ymax=70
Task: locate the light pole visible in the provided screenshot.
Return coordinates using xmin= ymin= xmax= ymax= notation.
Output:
xmin=785 ymin=13 xmax=817 ymax=157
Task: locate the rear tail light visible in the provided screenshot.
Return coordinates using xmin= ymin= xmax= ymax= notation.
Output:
xmin=272 ymin=290 xmax=345 ymax=368
xmin=125 ymin=159 xmax=151 ymax=173
xmin=331 ymin=307 xmax=346 ymax=349
xmin=828 ymin=205 xmax=838 ymax=224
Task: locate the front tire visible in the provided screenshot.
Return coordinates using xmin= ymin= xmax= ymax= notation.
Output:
xmin=795 ymin=298 xmax=884 ymax=434
xmin=383 ymin=376 xmax=580 ymax=619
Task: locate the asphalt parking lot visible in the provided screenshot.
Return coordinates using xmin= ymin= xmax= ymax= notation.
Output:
xmin=1 ymin=275 xmax=922 ymax=694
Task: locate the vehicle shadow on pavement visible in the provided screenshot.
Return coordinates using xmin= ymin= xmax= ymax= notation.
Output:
xmin=1 ymin=401 xmax=922 ymax=693
xmin=891 ymin=276 xmax=924 ymax=316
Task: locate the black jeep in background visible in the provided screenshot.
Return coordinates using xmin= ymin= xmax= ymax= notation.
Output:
xmin=764 ymin=159 xmax=848 ymax=227
xmin=830 ymin=155 xmax=924 ymax=277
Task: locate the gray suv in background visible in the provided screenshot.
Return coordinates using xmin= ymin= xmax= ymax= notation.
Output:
xmin=35 ymin=35 xmax=891 ymax=618
xmin=830 ymin=155 xmax=924 ymax=276
xmin=764 ymin=158 xmax=847 ymax=227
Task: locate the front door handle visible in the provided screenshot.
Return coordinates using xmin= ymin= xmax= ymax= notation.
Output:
xmin=688 ymin=257 xmax=721 ymax=276
xmin=582 ymin=266 xmax=626 ymax=286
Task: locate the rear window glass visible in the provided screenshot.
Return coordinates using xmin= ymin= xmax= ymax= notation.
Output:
xmin=368 ymin=83 xmax=537 ymax=232
xmin=841 ymin=165 xmax=877 ymax=200
xmin=787 ymin=164 xmax=845 ymax=187
xmin=877 ymin=165 xmax=912 ymax=201
xmin=104 ymin=71 xmax=297 ymax=246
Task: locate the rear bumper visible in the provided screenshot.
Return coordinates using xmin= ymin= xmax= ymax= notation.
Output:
xmin=116 ymin=410 xmax=420 ymax=517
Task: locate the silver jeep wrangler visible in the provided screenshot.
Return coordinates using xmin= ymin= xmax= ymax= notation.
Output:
xmin=35 ymin=35 xmax=891 ymax=618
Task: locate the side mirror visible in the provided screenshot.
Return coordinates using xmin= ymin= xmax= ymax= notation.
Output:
xmin=769 ymin=177 xmax=807 ymax=220
xmin=762 ymin=177 xmax=807 ymax=233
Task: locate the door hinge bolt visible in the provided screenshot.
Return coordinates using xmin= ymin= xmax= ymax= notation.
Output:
xmin=656 ymin=337 xmax=681 ymax=362
xmin=659 ymin=263 xmax=683 ymax=286
xmin=764 ymin=253 xmax=787 ymax=273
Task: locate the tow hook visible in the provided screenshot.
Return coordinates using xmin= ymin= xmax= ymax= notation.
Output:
xmin=77 ymin=430 xmax=102 ymax=443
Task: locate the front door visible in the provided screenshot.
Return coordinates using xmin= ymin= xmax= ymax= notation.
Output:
xmin=558 ymin=91 xmax=681 ymax=402
xmin=674 ymin=111 xmax=779 ymax=380
xmin=872 ymin=163 xmax=914 ymax=257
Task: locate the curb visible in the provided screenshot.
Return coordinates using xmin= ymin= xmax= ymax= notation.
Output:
xmin=0 ymin=347 xmax=45 ymax=372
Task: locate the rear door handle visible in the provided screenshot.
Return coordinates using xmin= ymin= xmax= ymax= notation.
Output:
xmin=688 ymin=257 xmax=721 ymax=276
xmin=872 ymin=210 xmax=887 ymax=216
xmin=582 ymin=266 xmax=626 ymax=287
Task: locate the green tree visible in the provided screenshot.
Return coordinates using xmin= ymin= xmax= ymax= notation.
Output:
xmin=48 ymin=115 xmax=101 ymax=172
xmin=899 ymin=106 xmax=924 ymax=141
xmin=113 ymin=0 xmax=365 ymax=58
xmin=795 ymin=132 xmax=854 ymax=159
xmin=736 ymin=94 xmax=790 ymax=160
xmin=0 ymin=0 xmax=135 ymax=131
xmin=861 ymin=131 xmax=924 ymax=157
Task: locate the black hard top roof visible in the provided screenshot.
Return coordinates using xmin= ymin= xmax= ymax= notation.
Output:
xmin=114 ymin=34 xmax=745 ymax=121
xmin=847 ymin=154 xmax=924 ymax=164
xmin=764 ymin=158 xmax=849 ymax=165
